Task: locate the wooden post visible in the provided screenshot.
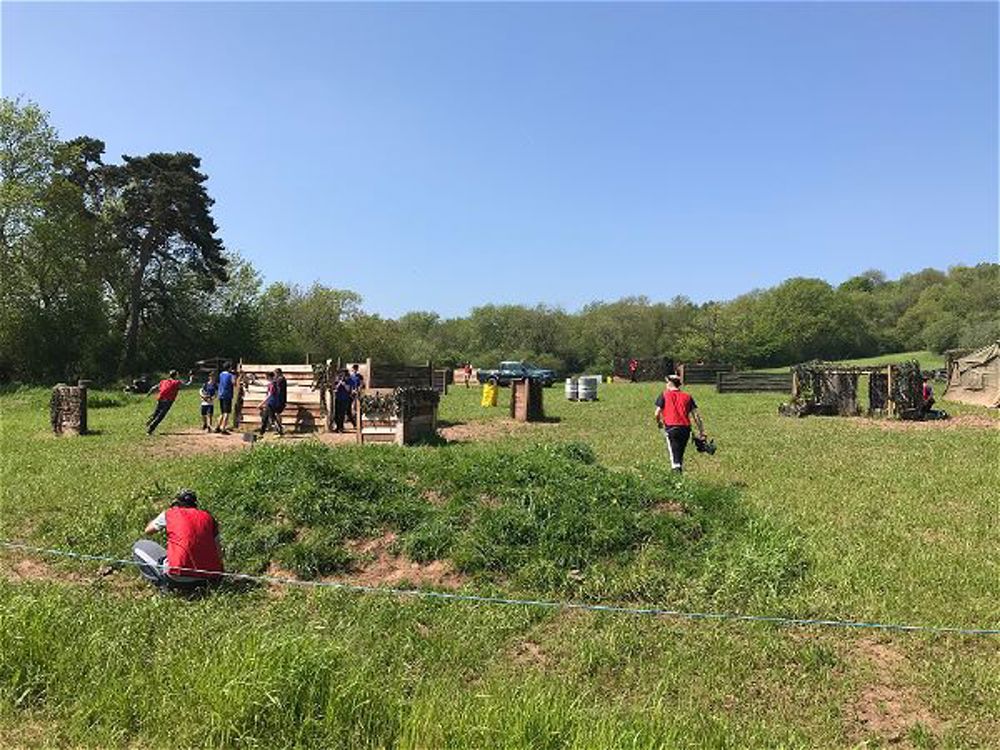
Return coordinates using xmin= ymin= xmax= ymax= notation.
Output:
xmin=886 ymin=365 xmax=894 ymax=417
xmin=791 ymin=370 xmax=799 ymax=399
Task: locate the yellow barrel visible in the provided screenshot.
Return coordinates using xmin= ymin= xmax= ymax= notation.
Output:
xmin=481 ymin=382 xmax=498 ymax=407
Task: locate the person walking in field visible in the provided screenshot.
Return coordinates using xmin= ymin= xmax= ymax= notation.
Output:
xmin=199 ymin=372 xmax=218 ymax=432
xmin=628 ymin=358 xmax=639 ymax=383
xmin=654 ymin=374 xmax=706 ymax=472
xmin=145 ymin=369 xmax=193 ymax=435
xmin=216 ymin=362 xmax=236 ymax=433
xmin=132 ymin=489 xmax=223 ymax=592
xmin=463 ymin=362 xmax=473 ymax=388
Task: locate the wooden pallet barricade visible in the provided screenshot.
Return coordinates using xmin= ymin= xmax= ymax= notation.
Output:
xmin=236 ymin=362 xmax=325 ymax=432
xmin=510 ymin=378 xmax=544 ymax=422
xmin=357 ymin=388 xmax=439 ymax=446
xmin=717 ymin=371 xmax=793 ymax=393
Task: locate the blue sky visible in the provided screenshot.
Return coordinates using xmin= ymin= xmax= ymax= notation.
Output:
xmin=3 ymin=2 xmax=997 ymax=318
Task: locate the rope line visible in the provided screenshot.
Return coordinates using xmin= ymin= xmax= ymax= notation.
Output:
xmin=3 ymin=540 xmax=998 ymax=636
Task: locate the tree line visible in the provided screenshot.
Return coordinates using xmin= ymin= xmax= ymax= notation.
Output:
xmin=2 ymin=98 xmax=997 ymax=384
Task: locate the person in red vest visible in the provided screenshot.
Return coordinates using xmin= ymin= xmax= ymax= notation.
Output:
xmin=628 ymin=358 xmax=639 ymax=382
xmin=654 ymin=374 xmax=707 ymax=472
xmin=132 ymin=489 xmax=224 ymax=591
xmin=145 ymin=369 xmax=193 ymax=435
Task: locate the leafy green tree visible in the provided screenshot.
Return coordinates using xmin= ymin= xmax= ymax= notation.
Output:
xmin=101 ymin=153 xmax=228 ymax=374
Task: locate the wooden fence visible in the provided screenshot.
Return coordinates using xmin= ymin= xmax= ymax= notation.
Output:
xmin=716 ymin=371 xmax=792 ymax=393
xmin=679 ymin=363 xmax=735 ymax=385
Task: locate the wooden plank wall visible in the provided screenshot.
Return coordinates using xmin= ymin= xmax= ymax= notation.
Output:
xmin=680 ymin=363 xmax=735 ymax=385
xmin=369 ymin=363 xmax=432 ymax=389
xmin=431 ymin=368 xmax=450 ymax=394
xmin=716 ymin=371 xmax=793 ymax=393
xmin=237 ymin=363 xmax=326 ymax=432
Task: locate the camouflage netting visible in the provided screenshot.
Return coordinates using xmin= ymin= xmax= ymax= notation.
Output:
xmin=780 ymin=361 xmax=923 ymax=419
xmin=359 ymin=388 xmax=440 ymax=421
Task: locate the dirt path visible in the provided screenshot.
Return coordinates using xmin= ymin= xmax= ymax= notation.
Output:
xmin=139 ymin=427 xmax=359 ymax=458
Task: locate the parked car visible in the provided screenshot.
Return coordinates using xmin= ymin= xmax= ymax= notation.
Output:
xmin=477 ymin=361 xmax=557 ymax=387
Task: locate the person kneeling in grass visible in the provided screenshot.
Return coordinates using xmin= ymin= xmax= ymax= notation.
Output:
xmin=132 ymin=489 xmax=224 ymax=592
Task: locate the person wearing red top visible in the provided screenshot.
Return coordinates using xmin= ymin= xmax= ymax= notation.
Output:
xmin=132 ymin=489 xmax=224 ymax=592
xmin=920 ymin=375 xmax=935 ymax=417
xmin=628 ymin=358 xmax=639 ymax=383
xmin=654 ymin=374 xmax=706 ymax=472
xmin=145 ymin=369 xmax=192 ymax=435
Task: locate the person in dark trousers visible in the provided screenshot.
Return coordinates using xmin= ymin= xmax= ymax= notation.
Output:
xmin=145 ymin=370 xmax=192 ymax=435
xmin=920 ymin=375 xmax=935 ymax=417
xmin=132 ymin=489 xmax=223 ymax=592
xmin=216 ymin=362 xmax=236 ymax=433
xmin=257 ymin=371 xmax=283 ymax=436
xmin=654 ymin=374 xmax=706 ymax=472
xmin=463 ymin=363 xmax=473 ymax=388
xmin=628 ymin=358 xmax=639 ymax=383
xmin=273 ymin=368 xmax=288 ymax=433
xmin=199 ymin=372 xmax=218 ymax=432
xmin=333 ymin=370 xmax=352 ymax=432
xmin=346 ymin=364 xmax=364 ymax=428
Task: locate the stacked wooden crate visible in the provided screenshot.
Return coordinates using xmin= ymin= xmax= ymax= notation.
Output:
xmin=357 ymin=388 xmax=439 ymax=445
xmin=236 ymin=363 xmax=325 ymax=432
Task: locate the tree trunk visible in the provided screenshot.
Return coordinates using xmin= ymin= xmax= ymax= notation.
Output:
xmin=119 ymin=242 xmax=154 ymax=376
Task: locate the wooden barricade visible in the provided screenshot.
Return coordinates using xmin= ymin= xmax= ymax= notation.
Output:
xmin=50 ymin=382 xmax=88 ymax=435
xmin=717 ymin=371 xmax=793 ymax=393
xmin=236 ymin=363 xmax=325 ymax=432
xmin=454 ymin=367 xmax=479 ymax=386
xmin=431 ymin=368 xmax=450 ymax=394
xmin=679 ymin=363 xmax=735 ymax=385
xmin=369 ymin=362 xmax=432 ymax=389
xmin=358 ymin=389 xmax=439 ymax=445
xmin=510 ymin=378 xmax=544 ymax=422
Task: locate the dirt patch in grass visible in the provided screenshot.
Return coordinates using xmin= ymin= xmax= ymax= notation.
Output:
xmin=847 ymin=637 xmax=945 ymax=746
xmin=439 ymin=419 xmax=557 ymax=443
xmin=509 ymin=639 xmax=549 ymax=668
xmin=855 ymin=414 xmax=998 ymax=432
xmin=0 ymin=553 xmax=134 ymax=591
xmin=339 ymin=532 xmax=467 ymax=589
xmin=652 ymin=500 xmax=687 ymax=516
xmin=140 ymin=427 xmax=358 ymax=458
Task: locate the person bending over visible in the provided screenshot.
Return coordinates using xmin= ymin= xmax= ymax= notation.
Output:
xmin=132 ymin=489 xmax=223 ymax=592
xmin=654 ymin=374 xmax=706 ymax=472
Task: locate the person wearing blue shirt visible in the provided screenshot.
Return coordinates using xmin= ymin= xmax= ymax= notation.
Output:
xmin=216 ymin=363 xmax=236 ymax=434
xmin=199 ymin=373 xmax=219 ymax=432
xmin=346 ymin=364 xmax=365 ymax=429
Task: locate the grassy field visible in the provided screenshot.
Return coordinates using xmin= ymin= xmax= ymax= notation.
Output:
xmin=0 ymin=378 xmax=997 ymax=748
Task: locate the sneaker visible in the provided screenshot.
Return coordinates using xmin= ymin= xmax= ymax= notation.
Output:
xmin=214 ymin=427 xmax=221 ymax=434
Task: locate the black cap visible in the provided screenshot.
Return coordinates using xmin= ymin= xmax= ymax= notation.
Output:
xmin=174 ymin=489 xmax=198 ymax=506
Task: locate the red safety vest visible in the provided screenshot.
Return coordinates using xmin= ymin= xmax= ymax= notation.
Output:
xmin=660 ymin=389 xmax=694 ymax=427
xmin=165 ymin=506 xmax=223 ymax=579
